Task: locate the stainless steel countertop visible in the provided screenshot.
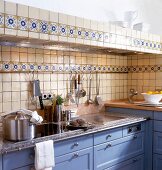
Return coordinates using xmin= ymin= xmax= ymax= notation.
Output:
xmin=0 ymin=111 xmax=148 ymax=154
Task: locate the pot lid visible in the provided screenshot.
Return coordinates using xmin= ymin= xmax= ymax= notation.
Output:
xmin=4 ymin=111 xmax=30 ymax=120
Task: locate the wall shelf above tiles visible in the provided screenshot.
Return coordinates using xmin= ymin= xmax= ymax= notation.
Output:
xmin=0 ymin=0 xmax=161 ymax=55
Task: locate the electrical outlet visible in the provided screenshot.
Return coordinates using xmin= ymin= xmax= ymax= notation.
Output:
xmin=42 ymin=93 xmax=53 ymax=100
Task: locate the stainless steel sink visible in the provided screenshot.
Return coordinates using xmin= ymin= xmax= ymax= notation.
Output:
xmin=79 ymin=113 xmax=125 ymax=126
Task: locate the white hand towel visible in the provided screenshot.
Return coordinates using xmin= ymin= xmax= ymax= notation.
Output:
xmin=35 ymin=140 xmax=55 ymax=170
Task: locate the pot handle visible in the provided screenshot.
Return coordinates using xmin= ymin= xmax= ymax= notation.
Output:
xmin=1 ymin=111 xmax=17 ymax=119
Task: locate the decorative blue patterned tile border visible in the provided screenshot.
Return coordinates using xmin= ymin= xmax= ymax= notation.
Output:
xmin=5 ymin=15 xmax=17 ymax=29
xmin=128 ymin=65 xmax=162 ymax=73
xmin=18 ymin=17 xmax=28 ymax=31
xmin=29 ymin=18 xmax=39 ymax=32
xmin=2 ymin=61 xmax=162 ymax=73
xmin=0 ymin=13 xmax=4 ymax=27
xmin=0 ymin=61 xmax=128 ymax=73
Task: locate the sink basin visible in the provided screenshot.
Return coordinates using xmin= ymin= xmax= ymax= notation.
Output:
xmin=79 ymin=114 xmax=125 ymax=126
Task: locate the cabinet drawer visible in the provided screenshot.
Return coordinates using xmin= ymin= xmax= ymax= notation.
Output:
xmin=55 ymin=134 xmax=93 ymax=157
xmin=154 ymin=132 xmax=162 ymax=154
xmin=0 ymin=156 xmax=2 ymax=170
xmin=13 ymin=164 xmax=34 ymax=170
xmin=94 ymin=133 xmax=144 ymax=170
xmin=154 ymin=120 xmax=162 ymax=132
xmin=123 ymin=123 xmax=145 ymax=137
xmin=94 ymin=127 xmax=122 ymax=145
xmin=107 ymin=155 xmax=144 ymax=170
xmin=153 ymin=154 xmax=162 ymax=170
xmin=3 ymin=148 xmax=34 ymax=170
xmin=54 ymin=147 xmax=93 ymax=170
xmin=154 ymin=111 xmax=162 ymax=120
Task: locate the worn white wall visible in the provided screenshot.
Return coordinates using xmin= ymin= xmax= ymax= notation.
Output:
xmin=5 ymin=0 xmax=162 ymax=35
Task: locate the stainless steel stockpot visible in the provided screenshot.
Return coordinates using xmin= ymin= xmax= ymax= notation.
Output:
xmin=3 ymin=111 xmax=35 ymax=141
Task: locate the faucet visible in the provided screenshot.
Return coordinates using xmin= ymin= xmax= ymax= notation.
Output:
xmin=128 ymin=89 xmax=138 ymax=104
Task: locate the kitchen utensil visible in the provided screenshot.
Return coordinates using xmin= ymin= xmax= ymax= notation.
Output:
xmin=54 ymin=105 xmax=62 ymax=122
xmin=67 ymin=73 xmax=75 ymax=103
xmin=86 ymin=73 xmax=93 ymax=104
xmin=74 ymin=76 xmax=78 ymax=106
xmin=78 ymin=74 xmax=86 ymax=98
xmin=110 ymin=21 xmax=128 ymax=28
xmin=33 ymin=79 xmax=44 ymax=110
xmin=3 ymin=111 xmax=35 ymax=141
xmin=124 ymin=11 xmax=138 ymax=28
xmin=94 ymin=73 xmax=102 ymax=105
xmin=77 ymin=74 xmax=81 ymax=105
xmin=133 ymin=23 xmax=150 ymax=32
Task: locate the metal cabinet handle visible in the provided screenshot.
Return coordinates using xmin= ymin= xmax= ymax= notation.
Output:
xmin=133 ymin=158 xmax=138 ymax=163
xmin=73 ymin=153 xmax=79 ymax=158
xmin=106 ymin=134 xmax=112 ymax=139
xmin=30 ymin=166 xmax=35 ymax=170
xmin=73 ymin=142 xmax=79 ymax=147
xmin=105 ymin=143 xmax=112 ymax=149
xmin=133 ymin=135 xmax=137 ymax=139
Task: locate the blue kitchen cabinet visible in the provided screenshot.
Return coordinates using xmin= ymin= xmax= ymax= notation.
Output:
xmin=153 ymin=154 xmax=162 ymax=170
xmin=3 ymin=148 xmax=34 ymax=170
xmin=154 ymin=132 xmax=162 ymax=154
xmin=54 ymin=147 xmax=93 ymax=170
xmin=12 ymin=165 xmax=35 ymax=170
xmin=106 ymin=107 xmax=153 ymax=170
xmin=153 ymin=111 xmax=162 ymax=170
xmin=94 ymin=132 xmax=144 ymax=170
xmin=54 ymin=135 xmax=93 ymax=157
xmin=54 ymin=135 xmax=93 ymax=170
xmin=107 ymin=155 xmax=144 ymax=170
xmin=0 ymin=156 xmax=2 ymax=170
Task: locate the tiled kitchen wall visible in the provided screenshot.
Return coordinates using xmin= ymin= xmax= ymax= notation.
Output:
xmin=128 ymin=53 xmax=162 ymax=100
xmin=0 ymin=1 xmax=161 ymax=54
xmin=0 ymin=45 xmax=128 ymax=114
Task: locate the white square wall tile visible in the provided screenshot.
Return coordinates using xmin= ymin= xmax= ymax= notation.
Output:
xmin=68 ymin=15 xmax=75 ymax=26
xmin=110 ymin=24 xmax=116 ymax=33
xmin=76 ymin=17 xmax=83 ymax=27
xmin=39 ymin=9 xmax=49 ymax=21
xmin=5 ymin=1 xmax=17 ymax=15
xmin=29 ymin=7 xmax=39 ymax=19
xmin=97 ymin=21 xmax=104 ymax=31
xmin=50 ymin=11 xmax=58 ymax=22
xmin=148 ymin=33 xmax=153 ymax=41
xmin=0 ymin=0 xmax=4 ymax=13
xmin=91 ymin=20 xmax=97 ymax=30
xmin=17 ymin=4 xmax=28 ymax=17
xmin=116 ymin=26 xmax=122 ymax=35
xmin=84 ymin=18 xmax=91 ymax=29
xmin=59 ymin=13 xmax=68 ymax=24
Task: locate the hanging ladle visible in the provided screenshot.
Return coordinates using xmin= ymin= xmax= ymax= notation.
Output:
xmin=86 ymin=72 xmax=93 ymax=104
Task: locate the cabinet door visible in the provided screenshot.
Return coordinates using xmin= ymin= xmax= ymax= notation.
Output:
xmin=144 ymin=120 xmax=153 ymax=170
xmin=153 ymin=154 xmax=162 ymax=170
xmin=13 ymin=164 xmax=35 ymax=170
xmin=154 ymin=132 xmax=162 ymax=154
xmin=107 ymin=155 xmax=144 ymax=170
xmin=94 ymin=133 xmax=144 ymax=170
xmin=0 ymin=155 xmax=2 ymax=170
xmin=3 ymin=148 xmax=34 ymax=170
xmin=54 ymin=147 xmax=93 ymax=170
